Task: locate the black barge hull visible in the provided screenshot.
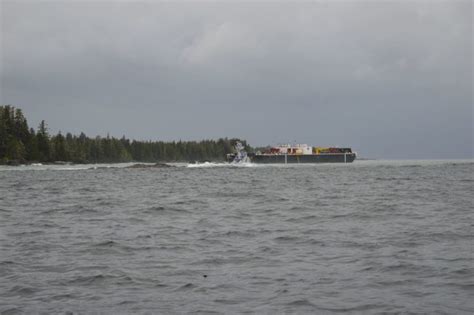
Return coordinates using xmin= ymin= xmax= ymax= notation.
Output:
xmin=248 ymin=153 xmax=356 ymax=164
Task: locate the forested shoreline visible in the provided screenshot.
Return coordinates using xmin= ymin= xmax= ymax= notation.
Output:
xmin=0 ymin=105 xmax=249 ymax=164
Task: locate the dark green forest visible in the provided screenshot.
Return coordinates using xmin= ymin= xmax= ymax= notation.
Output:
xmin=0 ymin=105 xmax=249 ymax=164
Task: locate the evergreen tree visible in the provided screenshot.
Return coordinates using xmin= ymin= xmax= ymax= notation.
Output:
xmin=13 ymin=108 xmax=30 ymax=144
xmin=52 ymin=132 xmax=68 ymax=161
xmin=36 ymin=120 xmax=51 ymax=162
xmin=6 ymin=137 xmax=26 ymax=161
xmin=26 ymin=128 xmax=40 ymax=161
xmin=0 ymin=106 xmax=8 ymax=160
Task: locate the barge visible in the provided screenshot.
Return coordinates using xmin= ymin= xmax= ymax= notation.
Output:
xmin=227 ymin=143 xmax=356 ymax=164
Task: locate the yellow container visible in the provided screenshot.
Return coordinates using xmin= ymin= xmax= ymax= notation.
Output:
xmin=315 ymin=147 xmax=330 ymax=154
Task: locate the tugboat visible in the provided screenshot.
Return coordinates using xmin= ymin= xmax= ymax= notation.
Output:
xmin=230 ymin=142 xmax=250 ymax=163
xmin=227 ymin=143 xmax=356 ymax=164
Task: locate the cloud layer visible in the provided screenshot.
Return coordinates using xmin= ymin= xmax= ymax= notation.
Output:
xmin=1 ymin=1 xmax=472 ymax=158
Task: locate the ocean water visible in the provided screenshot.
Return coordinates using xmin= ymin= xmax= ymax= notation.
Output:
xmin=0 ymin=160 xmax=473 ymax=314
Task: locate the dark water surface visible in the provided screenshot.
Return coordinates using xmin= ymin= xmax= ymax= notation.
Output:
xmin=1 ymin=160 xmax=473 ymax=314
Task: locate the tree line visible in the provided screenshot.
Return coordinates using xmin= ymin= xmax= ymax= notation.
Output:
xmin=0 ymin=105 xmax=249 ymax=164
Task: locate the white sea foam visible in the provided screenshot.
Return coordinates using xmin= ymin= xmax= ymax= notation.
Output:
xmin=0 ymin=162 xmax=138 ymax=172
xmin=186 ymin=161 xmax=257 ymax=168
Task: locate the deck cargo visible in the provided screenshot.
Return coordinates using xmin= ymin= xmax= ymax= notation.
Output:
xmin=227 ymin=143 xmax=356 ymax=164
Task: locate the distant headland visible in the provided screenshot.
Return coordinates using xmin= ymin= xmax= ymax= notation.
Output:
xmin=0 ymin=105 xmax=250 ymax=165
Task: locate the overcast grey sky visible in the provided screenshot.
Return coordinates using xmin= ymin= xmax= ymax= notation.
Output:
xmin=1 ymin=0 xmax=472 ymax=158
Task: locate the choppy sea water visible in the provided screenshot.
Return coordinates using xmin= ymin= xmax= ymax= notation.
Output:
xmin=0 ymin=160 xmax=473 ymax=314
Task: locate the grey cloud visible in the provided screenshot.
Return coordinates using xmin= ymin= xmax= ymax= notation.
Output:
xmin=1 ymin=0 xmax=472 ymax=158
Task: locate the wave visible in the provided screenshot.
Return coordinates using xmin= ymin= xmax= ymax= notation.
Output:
xmin=186 ymin=161 xmax=256 ymax=168
xmin=286 ymin=299 xmax=315 ymax=307
xmin=143 ymin=205 xmax=191 ymax=214
xmin=5 ymin=285 xmax=38 ymax=297
xmin=175 ymin=283 xmax=197 ymax=291
xmin=65 ymin=273 xmax=135 ymax=286
xmin=0 ymin=162 xmax=142 ymax=172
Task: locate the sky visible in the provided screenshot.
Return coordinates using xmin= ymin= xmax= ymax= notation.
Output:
xmin=1 ymin=0 xmax=472 ymax=159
